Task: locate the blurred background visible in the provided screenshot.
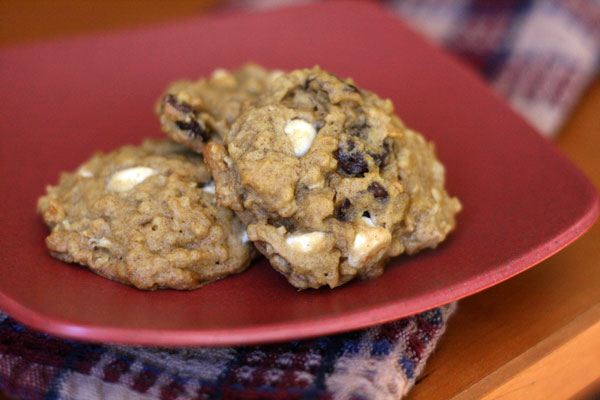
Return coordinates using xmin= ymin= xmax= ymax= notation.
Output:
xmin=2 ymin=0 xmax=599 ymax=136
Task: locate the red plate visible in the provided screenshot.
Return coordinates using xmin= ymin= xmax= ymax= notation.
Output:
xmin=0 ymin=2 xmax=597 ymax=346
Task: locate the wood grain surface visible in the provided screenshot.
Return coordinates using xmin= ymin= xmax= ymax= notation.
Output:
xmin=1 ymin=2 xmax=599 ymax=399
xmin=0 ymin=0 xmax=220 ymax=46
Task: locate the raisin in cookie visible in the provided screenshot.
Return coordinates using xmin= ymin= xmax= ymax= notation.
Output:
xmin=204 ymin=67 xmax=460 ymax=289
xmin=37 ymin=140 xmax=255 ymax=290
xmin=156 ymin=64 xmax=282 ymax=153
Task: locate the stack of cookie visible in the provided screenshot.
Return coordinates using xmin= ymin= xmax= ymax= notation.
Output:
xmin=37 ymin=65 xmax=460 ymax=290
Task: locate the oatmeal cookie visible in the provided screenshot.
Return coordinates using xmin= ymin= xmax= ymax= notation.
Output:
xmin=204 ymin=67 xmax=460 ymax=289
xmin=37 ymin=140 xmax=255 ymax=290
xmin=156 ymin=64 xmax=281 ymax=153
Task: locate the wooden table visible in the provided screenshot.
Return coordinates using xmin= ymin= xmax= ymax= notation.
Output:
xmin=2 ymin=2 xmax=599 ymax=399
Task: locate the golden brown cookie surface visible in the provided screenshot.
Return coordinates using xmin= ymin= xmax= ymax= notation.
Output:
xmin=204 ymin=67 xmax=460 ymax=289
xmin=156 ymin=64 xmax=281 ymax=153
xmin=37 ymin=140 xmax=255 ymax=290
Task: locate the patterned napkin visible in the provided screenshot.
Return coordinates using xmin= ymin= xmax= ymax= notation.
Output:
xmin=0 ymin=305 xmax=455 ymax=400
xmin=1 ymin=1 xmax=598 ymax=399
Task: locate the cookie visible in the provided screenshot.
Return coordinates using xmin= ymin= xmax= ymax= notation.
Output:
xmin=203 ymin=67 xmax=460 ymax=289
xmin=156 ymin=64 xmax=282 ymax=153
xmin=37 ymin=140 xmax=255 ymax=290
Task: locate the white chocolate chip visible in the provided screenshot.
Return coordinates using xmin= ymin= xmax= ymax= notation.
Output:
xmin=240 ymin=230 xmax=249 ymax=244
xmin=285 ymin=232 xmax=325 ymax=253
xmin=211 ymin=68 xmax=229 ymax=79
xmin=348 ymin=225 xmax=391 ymax=268
xmin=284 ymin=119 xmax=317 ymax=157
xmin=89 ymin=237 xmax=112 ymax=248
xmin=78 ymin=168 xmax=93 ymax=178
xmin=361 ymin=215 xmax=376 ymax=227
xmin=107 ymin=167 xmax=156 ymax=192
xmin=202 ymin=181 xmax=215 ymax=194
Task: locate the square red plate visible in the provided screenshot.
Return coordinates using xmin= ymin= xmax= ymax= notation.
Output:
xmin=0 ymin=2 xmax=597 ymax=346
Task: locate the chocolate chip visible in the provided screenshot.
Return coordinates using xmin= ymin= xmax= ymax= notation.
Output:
xmin=335 ymin=198 xmax=352 ymax=221
xmin=164 ymin=94 xmax=192 ymax=114
xmin=334 ymin=139 xmax=369 ymax=177
xmin=175 ymin=119 xmax=208 ymax=140
xmin=368 ymin=182 xmax=388 ymax=201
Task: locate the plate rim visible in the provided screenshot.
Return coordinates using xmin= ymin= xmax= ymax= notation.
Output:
xmin=1 ymin=1 xmax=598 ymax=346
